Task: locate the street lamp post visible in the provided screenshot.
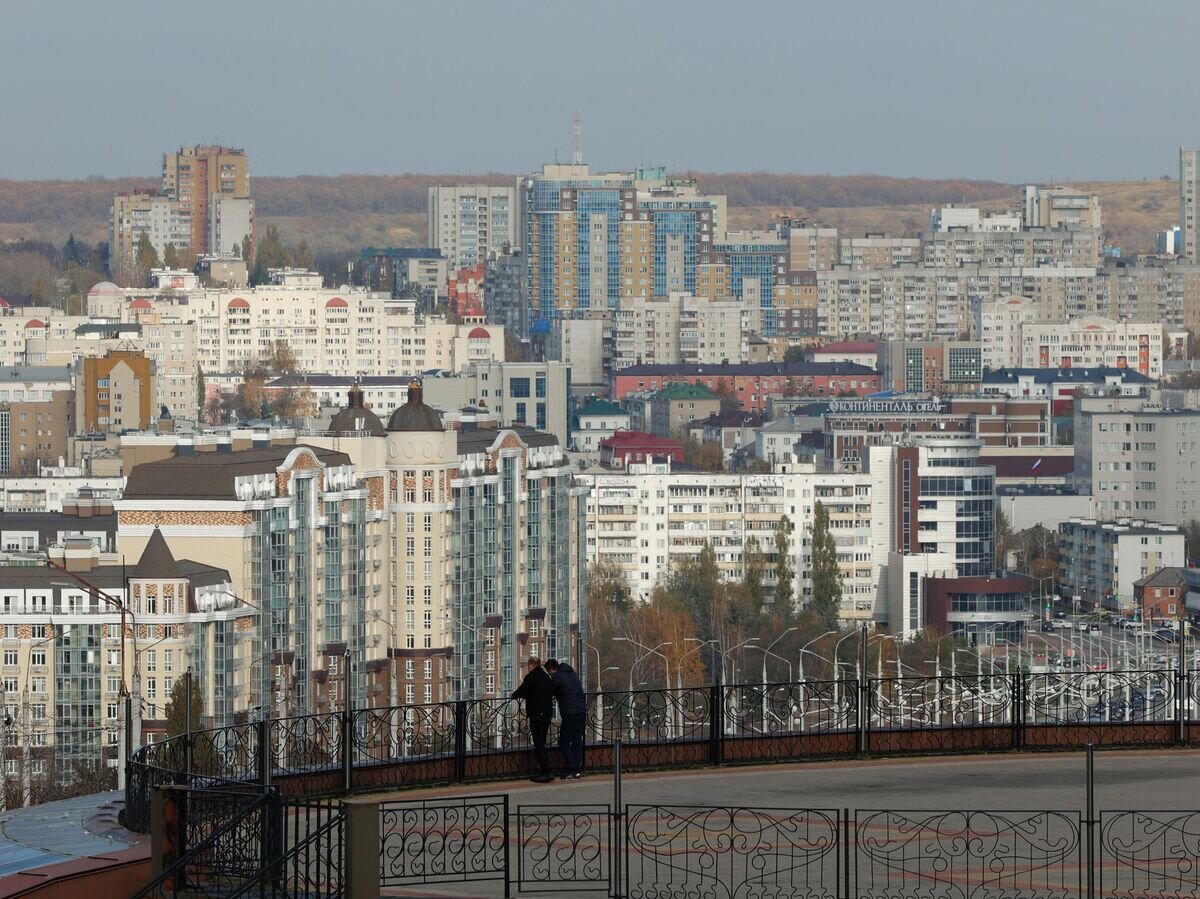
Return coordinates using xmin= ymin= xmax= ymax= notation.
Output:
xmin=614 ymin=638 xmax=672 ymax=738
xmin=747 ymin=627 xmax=797 ymax=731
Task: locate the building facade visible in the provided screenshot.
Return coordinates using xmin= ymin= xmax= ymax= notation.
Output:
xmin=1058 ymin=518 xmax=1186 ymax=612
xmin=428 ymin=185 xmax=517 ymax=268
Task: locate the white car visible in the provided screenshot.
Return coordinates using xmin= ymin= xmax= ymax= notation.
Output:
xmin=1052 ymin=619 xmax=1072 ymax=630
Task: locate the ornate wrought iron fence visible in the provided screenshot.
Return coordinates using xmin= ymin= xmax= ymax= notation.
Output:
xmin=378 ymin=794 xmax=509 ymax=892
xmin=516 ymin=804 xmax=612 ymax=893
xmin=1100 ymin=810 xmax=1200 ymax=898
xmin=625 ymin=805 xmax=842 ymax=899
xmin=125 ymin=668 xmax=1200 ymax=835
xmin=854 ymin=809 xmax=1083 ymax=899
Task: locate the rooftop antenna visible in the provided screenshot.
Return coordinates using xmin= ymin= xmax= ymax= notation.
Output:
xmin=572 ymin=112 xmax=584 ymax=166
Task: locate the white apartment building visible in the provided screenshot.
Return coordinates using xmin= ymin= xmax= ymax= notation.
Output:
xmin=1073 ymin=395 xmax=1200 ymax=526
xmin=84 ymin=273 xmax=505 ymax=380
xmin=1020 ymin=316 xmax=1166 ymax=378
xmin=208 ymin=196 xmax=255 ymax=260
xmin=612 ymin=293 xmax=760 ymax=369
xmin=1059 ymin=517 xmax=1186 ymax=611
xmin=578 ymin=458 xmax=881 ymax=623
xmin=978 ymin=295 xmax=1039 ymax=371
xmin=427 ymin=185 xmax=517 ymax=267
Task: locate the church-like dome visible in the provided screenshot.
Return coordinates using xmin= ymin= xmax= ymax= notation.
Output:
xmin=329 ymin=381 xmax=385 ymax=437
xmin=387 ymin=381 xmax=443 ymax=432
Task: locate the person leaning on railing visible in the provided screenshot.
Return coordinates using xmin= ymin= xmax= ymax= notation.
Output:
xmin=545 ymin=658 xmax=585 ymax=779
xmin=512 ymin=656 xmax=555 ymax=783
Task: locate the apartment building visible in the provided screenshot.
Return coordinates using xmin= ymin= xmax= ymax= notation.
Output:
xmin=1073 ymin=395 xmax=1200 ymax=525
xmin=428 ymin=185 xmax=517 ymax=268
xmin=611 ymin=294 xmax=760 ymax=369
xmin=162 ymin=145 xmax=251 ymax=258
xmin=109 ymin=192 xmax=191 ymax=274
xmin=421 ymin=361 xmax=572 ymax=446
xmin=1182 ymin=148 xmax=1200 ymax=264
xmin=978 ymin=296 xmax=1040 ymax=370
xmin=0 ymin=535 xmax=247 ymax=790
xmin=1022 ymin=186 xmax=1102 ymax=231
xmin=0 ymin=367 xmax=75 ymax=475
xmin=1058 ymin=518 xmax=1186 ymax=612
xmin=577 ymin=458 xmax=881 ymax=622
xmin=522 ymin=164 xmax=725 ymax=324
xmin=74 ymin=350 xmax=154 ymax=434
xmin=1020 ymin=316 xmax=1167 ymax=378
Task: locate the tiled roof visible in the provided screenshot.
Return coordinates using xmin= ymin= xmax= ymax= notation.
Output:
xmin=123 ymin=445 xmax=351 ymax=500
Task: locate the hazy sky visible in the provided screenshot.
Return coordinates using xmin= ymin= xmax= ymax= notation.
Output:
xmin=5 ymin=0 xmax=1195 ymax=182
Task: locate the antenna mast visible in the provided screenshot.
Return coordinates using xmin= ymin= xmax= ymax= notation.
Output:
xmin=572 ymin=112 xmax=583 ymax=166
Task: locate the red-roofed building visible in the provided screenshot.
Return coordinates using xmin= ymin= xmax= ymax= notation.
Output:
xmin=599 ymin=431 xmax=684 ymax=468
xmin=227 ymin=297 xmax=250 ymax=310
xmin=325 ymin=297 xmax=348 ymax=310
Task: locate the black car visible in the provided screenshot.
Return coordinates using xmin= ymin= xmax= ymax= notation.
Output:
xmin=1155 ymin=628 xmax=1178 ymax=643
xmin=1040 ymin=620 xmax=1055 ymax=632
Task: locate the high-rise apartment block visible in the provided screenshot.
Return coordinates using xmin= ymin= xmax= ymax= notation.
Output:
xmin=111 ymin=146 xmax=254 ymax=275
xmin=428 ymin=185 xmax=517 ymax=268
xmin=521 ymin=165 xmax=725 ymax=325
xmin=1182 ymin=149 xmax=1200 ymax=264
xmin=162 ymin=145 xmax=251 ymax=258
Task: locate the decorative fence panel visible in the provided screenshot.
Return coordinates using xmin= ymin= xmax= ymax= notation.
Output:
xmin=854 ymin=809 xmax=1083 ymax=899
xmin=625 ymin=805 xmax=842 ymax=899
xmin=1100 ymin=810 xmax=1200 ymax=898
xmin=516 ymin=804 xmax=612 ymax=893
xmin=378 ymin=794 xmax=510 ymax=893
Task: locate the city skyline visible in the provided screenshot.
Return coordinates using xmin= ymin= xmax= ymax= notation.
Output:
xmin=5 ymin=0 xmax=1200 ymax=182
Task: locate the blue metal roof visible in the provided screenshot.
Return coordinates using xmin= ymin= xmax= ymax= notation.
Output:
xmin=0 ymin=791 xmax=133 ymax=876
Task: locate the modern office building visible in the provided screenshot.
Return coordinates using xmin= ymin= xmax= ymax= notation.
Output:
xmin=877 ymin=340 xmax=984 ymax=394
xmin=428 ymin=185 xmax=517 ymax=268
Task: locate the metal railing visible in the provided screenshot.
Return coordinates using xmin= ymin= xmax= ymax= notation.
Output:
xmin=126 ymin=668 xmax=1200 ymax=835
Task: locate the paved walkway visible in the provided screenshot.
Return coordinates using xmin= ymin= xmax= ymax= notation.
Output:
xmin=369 ymin=748 xmax=1200 ymax=897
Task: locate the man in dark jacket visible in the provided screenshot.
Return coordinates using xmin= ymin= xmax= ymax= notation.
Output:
xmin=545 ymin=658 xmax=585 ymax=779
xmin=511 ymin=656 xmax=554 ymax=782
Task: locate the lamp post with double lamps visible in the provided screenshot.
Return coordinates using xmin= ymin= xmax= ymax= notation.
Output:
xmin=614 ymin=638 xmax=672 ymax=739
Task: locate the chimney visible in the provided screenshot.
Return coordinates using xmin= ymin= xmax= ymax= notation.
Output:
xmin=348 ymin=378 xmax=364 ymax=409
xmin=406 ymin=380 xmax=423 ymax=406
xmin=177 ymin=437 xmax=194 ymax=457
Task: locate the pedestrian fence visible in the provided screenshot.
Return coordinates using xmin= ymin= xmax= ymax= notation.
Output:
xmin=126 ymin=667 xmax=1200 ymax=834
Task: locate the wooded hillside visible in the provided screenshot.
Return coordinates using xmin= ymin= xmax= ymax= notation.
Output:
xmin=0 ymin=172 xmax=1176 ymax=258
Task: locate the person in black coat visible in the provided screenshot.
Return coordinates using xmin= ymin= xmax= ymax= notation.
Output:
xmin=511 ymin=656 xmax=554 ymax=782
xmin=545 ymin=658 xmax=586 ymax=779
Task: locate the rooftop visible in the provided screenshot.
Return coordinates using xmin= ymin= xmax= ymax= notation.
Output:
xmin=618 ymin=361 xmax=877 ymax=377
xmin=979 ymin=455 xmax=1075 ymax=478
xmin=654 ymin=383 xmax=717 ymax=400
xmin=600 ymin=431 xmax=682 ymax=448
xmin=265 ymin=374 xmax=414 ymax=389
xmin=123 ymin=445 xmax=351 ymax=500
xmin=576 ymin=398 xmax=627 ymax=418
xmin=982 ymin=367 xmax=1153 ymax=385
xmin=812 ymin=341 xmax=878 ymax=354
xmin=0 ymin=365 xmax=73 ymax=383
xmin=1133 ymin=567 xmax=1191 ymax=589
xmin=457 ymin=425 xmax=560 ymax=454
